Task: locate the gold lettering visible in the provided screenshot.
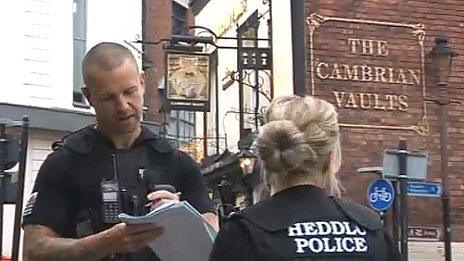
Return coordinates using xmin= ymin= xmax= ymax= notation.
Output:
xmin=374 ymin=66 xmax=387 ymax=83
xmin=358 ymin=93 xmax=371 ymax=109
xmin=372 ymin=93 xmax=386 ymax=110
xmin=385 ymin=94 xmax=397 ymax=110
xmin=398 ymin=95 xmax=409 ymax=111
xmin=345 ymin=93 xmax=358 ymax=108
xmin=388 ymin=67 xmax=395 ymax=84
xmin=329 ymin=63 xmax=343 ymax=80
xmin=329 ymin=92 xmax=409 ymax=112
xmin=316 ymin=62 xmax=329 ymax=79
xmin=229 ymin=8 xmax=234 ymax=20
xmin=396 ymin=69 xmax=409 ymax=84
xmin=408 ymin=69 xmax=421 ymax=85
xmin=361 ymin=65 xmax=373 ymax=82
xmin=317 ymin=62 xmax=422 ymax=87
xmin=332 ymin=91 xmax=345 ymax=108
xmin=215 ymin=0 xmax=247 ymax=36
xmin=377 ymin=41 xmax=389 ymax=56
xmin=341 ymin=64 xmax=359 ymax=81
xmin=349 ymin=38 xmax=389 ymax=56
xmin=347 ymin=38 xmax=361 ymax=54
xmin=241 ymin=0 xmax=247 ymax=9
xmin=361 ymin=39 xmax=375 ymax=55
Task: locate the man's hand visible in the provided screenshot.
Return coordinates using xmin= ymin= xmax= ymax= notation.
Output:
xmin=146 ymin=190 xmax=181 ymax=210
xmin=23 ymin=223 xmax=163 ymax=261
xmin=106 ymin=223 xmax=164 ymax=253
xmin=202 ymin=212 xmax=219 ymax=231
xmin=147 ymin=190 xmax=219 ymax=231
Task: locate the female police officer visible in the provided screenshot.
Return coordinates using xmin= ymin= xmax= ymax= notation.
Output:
xmin=209 ymin=95 xmax=398 ymax=261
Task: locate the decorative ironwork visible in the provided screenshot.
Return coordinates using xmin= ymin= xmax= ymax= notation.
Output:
xmin=239 ymin=47 xmax=272 ymax=70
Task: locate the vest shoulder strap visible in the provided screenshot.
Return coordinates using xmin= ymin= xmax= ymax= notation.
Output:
xmin=332 ymin=197 xmax=383 ymax=231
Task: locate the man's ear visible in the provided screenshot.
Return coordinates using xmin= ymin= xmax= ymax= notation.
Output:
xmin=81 ymin=86 xmax=93 ymax=106
xmin=139 ymin=73 xmax=145 ymax=94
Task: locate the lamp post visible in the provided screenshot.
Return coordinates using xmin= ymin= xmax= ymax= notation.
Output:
xmin=428 ymin=36 xmax=458 ymax=261
xmin=237 ymin=128 xmax=258 ymax=207
xmin=237 ymin=148 xmax=257 ymax=208
xmin=238 ymin=149 xmax=257 ymax=176
xmin=237 ymin=128 xmax=258 ymax=176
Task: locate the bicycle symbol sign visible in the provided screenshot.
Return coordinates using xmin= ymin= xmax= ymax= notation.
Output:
xmin=367 ymin=179 xmax=395 ymax=211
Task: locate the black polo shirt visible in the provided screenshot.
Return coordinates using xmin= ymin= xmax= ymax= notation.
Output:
xmin=23 ymin=125 xmax=215 ymax=260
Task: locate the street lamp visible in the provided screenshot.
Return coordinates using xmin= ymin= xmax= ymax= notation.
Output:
xmin=429 ymin=36 xmax=458 ymax=261
xmin=430 ymin=37 xmax=458 ymax=86
xmin=238 ymin=149 xmax=257 ymax=175
xmin=237 ymin=128 xmax=258 ymax=175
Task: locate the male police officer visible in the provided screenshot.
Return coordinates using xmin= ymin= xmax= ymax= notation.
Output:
xmin=22 ymin=42 xmax=218 ymax=260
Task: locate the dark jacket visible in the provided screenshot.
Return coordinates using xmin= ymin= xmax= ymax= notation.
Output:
xmin=210 ymin=185 xmax=399 ymax=261
xmin=23 ymin=126 xmax=215 ymax=260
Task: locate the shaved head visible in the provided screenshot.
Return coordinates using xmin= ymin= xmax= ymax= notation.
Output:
xmin=82 ymin=42 xmax=139 ymax=87
xmin=80 ymin=42 xmax=145 ymax=141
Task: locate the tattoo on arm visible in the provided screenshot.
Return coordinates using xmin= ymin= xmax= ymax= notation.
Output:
xmin=23 ymin=225 xmax=112 ymax=261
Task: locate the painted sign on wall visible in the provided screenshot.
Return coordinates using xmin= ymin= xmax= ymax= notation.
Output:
xmin=306 ymin=14 xmax=428 ymax=134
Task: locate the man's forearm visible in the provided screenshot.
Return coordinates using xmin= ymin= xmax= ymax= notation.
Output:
xmin=24 ymin=225 xmax=115 ymax=261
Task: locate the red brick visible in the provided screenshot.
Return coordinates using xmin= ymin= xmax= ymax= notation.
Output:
xmin=306 ymin=0 xmax=464 ymax=241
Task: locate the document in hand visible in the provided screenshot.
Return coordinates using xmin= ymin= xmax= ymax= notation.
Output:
xmin=118 ymin=201 xmax=217 ymax=261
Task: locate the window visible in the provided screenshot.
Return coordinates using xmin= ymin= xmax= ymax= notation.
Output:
xmin=172 ymin=1 xmax=187 ymax=35
xmin=73 ymin=0 xmax=87 ymax=107
xmin=167 ymin=110 xmax=196 ymax=145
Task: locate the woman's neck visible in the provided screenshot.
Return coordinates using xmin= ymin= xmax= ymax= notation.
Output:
xmin=270 ymin=175 xmax=317 ymax=195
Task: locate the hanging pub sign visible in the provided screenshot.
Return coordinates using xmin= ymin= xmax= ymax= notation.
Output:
xmin=165 ymin=51 xmax=211 ymax=111
xmin=306 ymin=14 xmax=428 ymax=135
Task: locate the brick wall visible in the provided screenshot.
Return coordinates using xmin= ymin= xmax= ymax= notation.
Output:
xmin=143 ymin=0 xmax=172 ymax=122
xmin=305 ymin=0 xmax=464 ymax=241
xmin=143 ymin=0 xmax=195 ymax=123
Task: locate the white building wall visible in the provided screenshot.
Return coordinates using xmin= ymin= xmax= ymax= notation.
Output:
xmin=0 ymin=0 xmax=73 ymax=108
xmin=0 ymin=1 xmax=25 ymax=104
xmin=0 ymin=0 xmax=142 ymax=258
xmin=0 ymin=0 xmax=142 ymax=110
xmin=86 ymin=0 xmax=143 ymax=69
xmin=194 ymin=0 xmax=277 ymax=153
xmin=271 ymin=0 xmax=294 ymax=97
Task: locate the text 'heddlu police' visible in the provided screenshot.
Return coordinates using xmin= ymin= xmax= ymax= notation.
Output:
xmin=288 ymin=221 xmax=368 ymax=254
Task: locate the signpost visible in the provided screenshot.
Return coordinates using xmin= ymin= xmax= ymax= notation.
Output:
xmin=408 ymin=226 xmax=440 ymax=241
xmin=407 ymin=181 xmax=442 ymax=198
xmin=367 ymin=178 xmax=395 ymax=211
xmin=360 ymin=141 xmax=446 ymax=261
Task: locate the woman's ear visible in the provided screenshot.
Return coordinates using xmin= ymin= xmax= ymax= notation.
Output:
xmin=323 ymin=152 xmax=332 ymax=174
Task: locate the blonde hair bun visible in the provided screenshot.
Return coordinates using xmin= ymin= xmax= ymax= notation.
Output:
xmin=257 ymin=95 xmax=342 ymax=196
xmin=257 ymin=120 xmax=317 ymax=175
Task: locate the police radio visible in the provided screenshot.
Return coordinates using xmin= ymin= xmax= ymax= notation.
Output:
xmin=101 ymin=154 xmax=123 ymax=224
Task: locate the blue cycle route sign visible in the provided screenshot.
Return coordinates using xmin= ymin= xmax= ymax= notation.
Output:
xmin=407 ymin=181 xmax=442 ymax=198
xmin=367 ymin=179 xmax=395 ymax=211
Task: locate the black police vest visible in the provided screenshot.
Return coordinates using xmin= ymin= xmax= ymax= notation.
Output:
xmin=232 ymin=185 xmax=389 ymax=261
xmin=60 ymin=126 xmax=177 ymax=233
xmin=51 ymin=126 xmax=185 ymax=260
